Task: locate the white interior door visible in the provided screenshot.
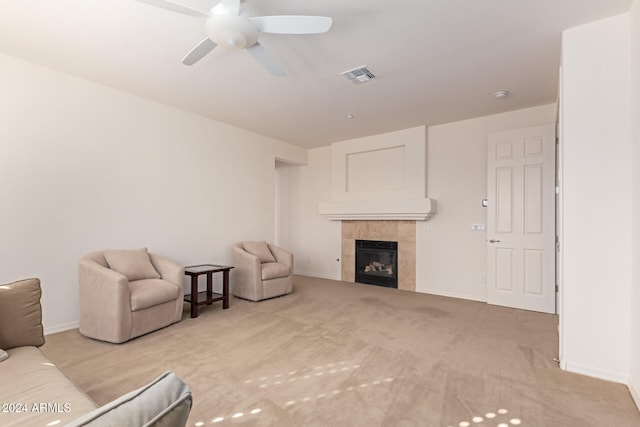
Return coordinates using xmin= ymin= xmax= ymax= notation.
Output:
xmin=487 ymin=124 xmax=556 ymax=314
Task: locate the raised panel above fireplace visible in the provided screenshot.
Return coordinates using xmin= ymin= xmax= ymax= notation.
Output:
xmin=319 ymin=126 xmax=436 ymax=221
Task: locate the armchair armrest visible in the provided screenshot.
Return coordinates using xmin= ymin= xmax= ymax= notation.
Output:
xmin=78 ymin=258 xmax=132 ymax=342
xmin=232 ymin=245 xmax=263 ymax=300
xmin=232 ymin=246 xmax=261 ymax=276
xmin=149 ymin=253 xmax=185 ymax=288
xmin=0 ymin=278 xmax=45 ymax=350
xmin=269 ymin=244 xmax=294 ymax=269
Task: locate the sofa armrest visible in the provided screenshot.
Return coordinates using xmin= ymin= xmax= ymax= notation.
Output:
xmin=149 ymin=253 xmax=185 ymax=288
xmin=0 ymin=278 xmax=44 ymax=350
xmin=65 ymin=371 xmax=192 ymax=427
xmin=269 ymin=244 xmax=294 ymax=269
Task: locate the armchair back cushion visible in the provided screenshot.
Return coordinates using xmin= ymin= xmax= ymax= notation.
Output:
xmin=242 ymin=241 xmax=276 ymax=263
xmin=103 ymin=248 xmax=161 ymax=281
xmin=0 ymin=278 xmax=44 ymax=350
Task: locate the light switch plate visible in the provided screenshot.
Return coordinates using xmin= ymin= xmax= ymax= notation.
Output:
xmin=470 ymin=224 xmax=486 ymax=232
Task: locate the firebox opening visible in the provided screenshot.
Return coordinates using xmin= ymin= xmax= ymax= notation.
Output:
xmin=355 ymin=240 xmax=398 ymax=288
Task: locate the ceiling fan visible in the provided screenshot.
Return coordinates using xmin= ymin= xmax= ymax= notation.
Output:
xmin=137 ymin=0 xmax=333 ymax=76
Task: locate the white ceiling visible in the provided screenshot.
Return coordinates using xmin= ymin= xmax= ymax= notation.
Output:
xmin=0 ymin=0 xmax=633 ymax=148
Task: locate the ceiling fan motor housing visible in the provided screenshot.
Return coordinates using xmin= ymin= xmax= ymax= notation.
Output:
xmin=205 ymin=14 xmax=258 ymax=49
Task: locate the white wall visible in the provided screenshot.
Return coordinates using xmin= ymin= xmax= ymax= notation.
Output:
xmin=629 ymin=0 xmax=640 ymax=407
xmin=0 ymin=53 xmax=306 ymax=333
xmin=276 ymin=147 xmax=341 ymax=280
xmin=560 ymin=13 xmax=632 ymax=383
xmin=418 ymin=105 xmax=556 ymax=300
xmin=285 ymin=105 xmax=556 ymax=298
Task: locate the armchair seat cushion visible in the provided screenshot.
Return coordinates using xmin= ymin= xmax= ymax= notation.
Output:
xmin=261 ymin=262 xmax=291 ymax=280
xmin=129 ymin=279 xmax=180 ymax=312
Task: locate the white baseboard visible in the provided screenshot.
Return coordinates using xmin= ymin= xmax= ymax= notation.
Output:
xmin=44 ymin=320 xmax=79 ymax=336
xmin=294 ymin=271 xmax=342 ymax=281
xmin=417 ymin=288 xmax=487 ymax=303
xmin=564 ymin=360 xmax=628 ymax=385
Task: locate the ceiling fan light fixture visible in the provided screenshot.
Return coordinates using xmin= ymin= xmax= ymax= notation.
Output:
xmin=205 ymin=14 xmax=258 ymax=49
xmin=140 ymin=0 xmax=332 ymax=76
xmin=210 ymin=3 xmax=226 ymax=15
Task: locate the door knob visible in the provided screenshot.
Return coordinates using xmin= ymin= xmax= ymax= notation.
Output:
xmin=488 ymin=239 xmax=501 ymax=243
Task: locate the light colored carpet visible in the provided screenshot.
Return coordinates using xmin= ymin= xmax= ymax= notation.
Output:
xmin=42 ymin=275 xmax=639 ymax=426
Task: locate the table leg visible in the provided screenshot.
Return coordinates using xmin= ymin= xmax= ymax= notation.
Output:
xmin=190 ymin=275 xmax=199 ymax=318
xmin=206 ymin=272 xmax=213 ymax=305
xmin=223 ymin=270 xmax=229 ymax=309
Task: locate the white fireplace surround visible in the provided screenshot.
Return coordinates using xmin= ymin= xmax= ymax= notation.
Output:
xmin=319 ymin=126 xmax=436 ymax=221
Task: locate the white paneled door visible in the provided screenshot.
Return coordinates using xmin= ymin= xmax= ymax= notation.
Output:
xmin=487 ymin=124 xmax=556 ymax=314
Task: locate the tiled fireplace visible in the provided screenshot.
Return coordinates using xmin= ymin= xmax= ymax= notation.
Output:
xmin=341 ymin=220 xmax=416 ymax=291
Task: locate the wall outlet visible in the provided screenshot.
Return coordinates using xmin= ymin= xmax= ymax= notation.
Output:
xmin=470 ymin=224 xmax=486 ymax=232
xmin=481 ymin=274 xmax=487 ymax=284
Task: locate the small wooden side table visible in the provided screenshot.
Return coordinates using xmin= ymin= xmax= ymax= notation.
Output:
xmin=184 ymin=264 xmax=234 ymax=318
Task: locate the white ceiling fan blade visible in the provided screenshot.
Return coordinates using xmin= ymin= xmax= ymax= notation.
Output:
xmin=136 ymin=0 xmax=209 ymax=16
xmin=247 ymin=42 xmax=286 ymax=77
xmin=250 ymin=16 xmax=332 ymax=34
xmin=221 ymin=0 xmax=240 ymax=15
xmin=182 ymin=39 xmax=217 ymax=65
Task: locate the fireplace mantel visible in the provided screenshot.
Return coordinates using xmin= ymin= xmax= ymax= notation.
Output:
xmin=319 ymin=198 xmax=436 ymax=221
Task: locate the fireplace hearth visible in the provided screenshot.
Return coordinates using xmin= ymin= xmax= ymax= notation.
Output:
xmin=355 ymin=240 xmax=398 ymax=288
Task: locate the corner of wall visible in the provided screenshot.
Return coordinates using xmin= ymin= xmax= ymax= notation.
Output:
xmin=628 ymin=0 xmax=640 ymax=413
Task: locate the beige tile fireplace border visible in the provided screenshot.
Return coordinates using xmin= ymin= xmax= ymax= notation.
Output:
xmin=341 ymin=220 xmax=416 ymax=292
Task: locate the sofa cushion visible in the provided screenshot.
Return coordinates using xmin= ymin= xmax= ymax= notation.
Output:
xmin=104 ymin=248 xmax=161 ymax=281
xmin=66 ymin=371 xmax=192 ymax=427
xmin=129 ymin=279 xmax=180 ymax=312
xmin=0 ymin=278 xmax=45 ymax=350
xmin=0 ymin=348 xmax=7 ymax=362
xmin=0 ymin=346 xmax=98 ymax=426
xmin=261 ymin=262 xmax=290 ymax=280
xmin=243 ymin=241 xmax=276 ymax=263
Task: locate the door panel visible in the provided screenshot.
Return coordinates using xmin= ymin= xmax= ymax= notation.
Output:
xmin=496 ymin=167 xmax=513 ymax=233
xmin=495 ymin=247 xmax=514 ymax=292
xmin=524 ymin=164 xmax=543 ymax=234
xmin=487 ymin=124 xmax=556 ymax=314
xmin=524 ymin=249 xmax=544 ymax=295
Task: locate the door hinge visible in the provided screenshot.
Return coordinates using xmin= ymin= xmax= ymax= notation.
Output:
xmin=555 ymin=186 xmax=559 ymax=194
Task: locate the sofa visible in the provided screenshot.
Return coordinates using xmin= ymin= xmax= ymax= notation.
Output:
xmin=232 ymin=241 xmax=293 ymax=301
xmin=0 ymin=278 xmax=192 ymax=427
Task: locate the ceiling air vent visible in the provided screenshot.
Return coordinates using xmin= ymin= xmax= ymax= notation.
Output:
xmin=341 ymin=66 xmax=376 ymax=84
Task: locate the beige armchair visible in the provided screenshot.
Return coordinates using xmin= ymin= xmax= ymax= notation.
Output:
xmin=79 ymin=248 xmax=184 ymax=343
xmin=232 ymin=241 xmax=293 ymax=301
